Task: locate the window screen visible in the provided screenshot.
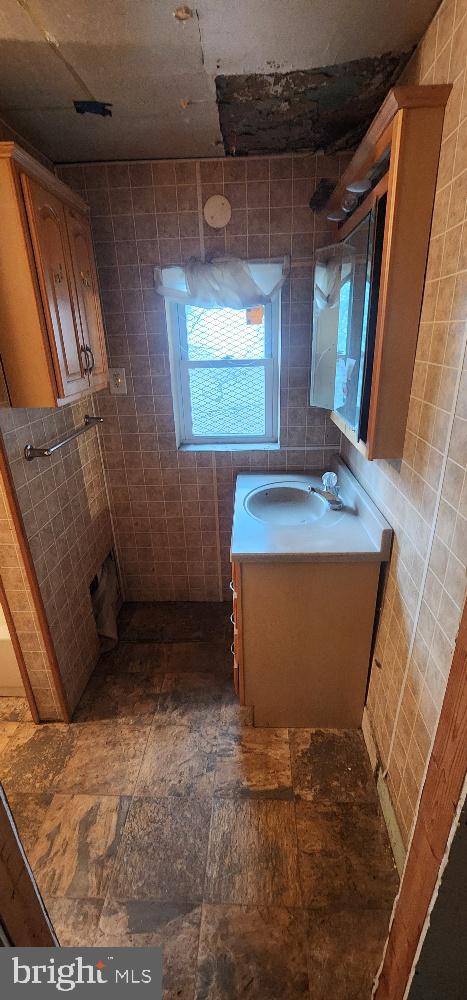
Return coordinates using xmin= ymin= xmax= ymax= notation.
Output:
xmin=167 ymin=296 xmax=280 ymax=446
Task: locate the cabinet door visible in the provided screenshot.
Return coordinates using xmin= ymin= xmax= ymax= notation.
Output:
xmin=21 ymin=175 xmax=89 ymax=399
xmin=65 ymin=206 xmax=108 ymax=391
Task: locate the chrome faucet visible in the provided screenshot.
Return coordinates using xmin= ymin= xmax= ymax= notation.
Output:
xmin=308 ymin=472 xmax=343 ymax=510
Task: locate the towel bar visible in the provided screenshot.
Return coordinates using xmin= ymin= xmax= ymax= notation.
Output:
xmin=24 ymin=415 xmax=104 ymax=461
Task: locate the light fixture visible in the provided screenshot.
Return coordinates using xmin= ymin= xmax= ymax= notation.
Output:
xmin=341 ymin=193 xmax=358 ymax=214
xmin=326 ymin=209 xmax=346 ymax=222
xmin=203 ymin=195 xmax=232 ymax=229
xmin=346 ymin=177 xmax=372 ymax=194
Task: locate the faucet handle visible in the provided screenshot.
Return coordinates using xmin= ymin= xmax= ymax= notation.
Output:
xmin=322 ymin=471 xmax=338 ymax=494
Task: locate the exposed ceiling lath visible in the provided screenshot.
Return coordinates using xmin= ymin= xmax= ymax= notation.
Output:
xmin=216 ymin=51 xmax=412 ymax=157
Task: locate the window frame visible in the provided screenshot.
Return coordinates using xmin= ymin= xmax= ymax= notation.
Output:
xmin=166 ymin=293 xmax=281 ymax=447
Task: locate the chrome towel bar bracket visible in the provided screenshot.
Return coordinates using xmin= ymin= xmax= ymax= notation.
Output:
xmin=24 ymin=415 xmax=104 ymax=461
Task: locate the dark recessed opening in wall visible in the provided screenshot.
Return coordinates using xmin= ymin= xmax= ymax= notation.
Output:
xmin=89 ymin=550 xmax=121 ymax=652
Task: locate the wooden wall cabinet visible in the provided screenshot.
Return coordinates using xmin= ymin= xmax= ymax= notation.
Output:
xmin=318 ymin=86 xmax=451 ymax=460
xmin=0 ymin=142 xmax=108 ymax=407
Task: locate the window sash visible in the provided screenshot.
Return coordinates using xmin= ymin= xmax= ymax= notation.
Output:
xmin=177 ymin=302 xmax=273 ymax=361
xmin=179 ymin=358 xmax=274 ymax=444
xmin=167 ymin=297 xmax=280 ymax=446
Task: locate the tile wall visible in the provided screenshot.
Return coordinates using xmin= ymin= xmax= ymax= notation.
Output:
xmin=58 ymin=151 xmax=350 ymax=601
xmin=0 ymin=398 xmax=114 ymax=715
xmin=343 ymin=0 xmax=467 ymax=847
xmin=0 ymin=463 xmax=60 ymax=719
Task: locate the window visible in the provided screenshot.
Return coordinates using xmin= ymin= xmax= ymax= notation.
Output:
xmin=166 ymin=295 xmax=280 ymax=446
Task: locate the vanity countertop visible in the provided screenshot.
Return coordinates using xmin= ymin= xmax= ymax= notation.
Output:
xmin=231 ymin=457 xmax=392 ymax=563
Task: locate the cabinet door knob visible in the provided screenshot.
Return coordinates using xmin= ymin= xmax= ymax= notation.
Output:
xmin=80 ymin=269 xmax=91 ymax=288
xmin=53 ymin=263 xmax=63 ymax=284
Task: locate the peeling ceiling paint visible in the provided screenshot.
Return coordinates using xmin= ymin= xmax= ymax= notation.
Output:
xmin=216 ymin=51 xmax=412 ymax=156
xmin=0 ymin=0 xmax=440 ymax=162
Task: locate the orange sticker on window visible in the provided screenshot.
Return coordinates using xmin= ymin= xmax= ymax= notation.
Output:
xmin=246 ymin=306 xmax=264 ymax=325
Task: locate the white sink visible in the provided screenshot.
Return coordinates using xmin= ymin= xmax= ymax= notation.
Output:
xmin=244 ymin=481 xmax=327 ymax=525
xmin=231 ymin=458 xmax=393 ymax=563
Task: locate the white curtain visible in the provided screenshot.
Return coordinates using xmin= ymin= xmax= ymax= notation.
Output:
xmin=314 ymin=262 xmax=339 ymax=310
xmin=314 ymin=247 xmax=356 ymax=311
xmin=155 ymin=256 xmax=289 ymax=309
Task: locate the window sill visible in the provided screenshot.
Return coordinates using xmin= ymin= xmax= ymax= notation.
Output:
xmin=178 ymin=442 xmax=281 ymax=453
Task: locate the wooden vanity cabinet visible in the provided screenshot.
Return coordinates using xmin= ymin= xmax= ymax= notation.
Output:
xmin=231 ymin=556 xmax=380 ymax=727
xmin=0 ymin=142 xmax=108 ymax=407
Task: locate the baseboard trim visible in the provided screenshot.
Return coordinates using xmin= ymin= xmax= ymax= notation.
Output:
xmin=362 ymin=708 xmax=406 ymax=877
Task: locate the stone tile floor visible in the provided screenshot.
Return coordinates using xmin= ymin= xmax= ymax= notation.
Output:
xmin=0 ymin=601 xmax=399 ymax=999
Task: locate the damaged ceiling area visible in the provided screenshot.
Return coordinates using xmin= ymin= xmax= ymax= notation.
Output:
xmin=0 ymin=0 xmax=441 ymax=162
xmin=216 ymin=52 xmax=412 ymax=156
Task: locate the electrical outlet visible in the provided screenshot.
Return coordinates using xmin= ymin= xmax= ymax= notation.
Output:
xmin=109 ymin=367 xmax=127 ymax=395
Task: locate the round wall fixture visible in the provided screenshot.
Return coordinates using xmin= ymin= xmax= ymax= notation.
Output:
xmin=203 ymin=194 xmax=231 ymax=229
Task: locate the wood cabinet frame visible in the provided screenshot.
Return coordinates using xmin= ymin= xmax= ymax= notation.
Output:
xmin=324 ymin=86 xmax=451 ymax=460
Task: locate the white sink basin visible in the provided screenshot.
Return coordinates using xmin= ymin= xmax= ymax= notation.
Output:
xmin=231 ymin=459 xmax=393 ymax=563
xmin=244 ymin=481 xmax=327 ymax=525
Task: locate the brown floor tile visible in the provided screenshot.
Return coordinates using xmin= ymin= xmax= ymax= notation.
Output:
xmin=136 ymin=723 xmax=217 ymax=797
xmin=0 ymin=601 xmax=399 ymax=998
xmin=0 ymin=721 xmax=18 ymax=752
xmin=96 ymin=900 xmax=201 ymax=999
xmin=118 ymin=601 xmax=230 ymax=643
xmin=215 ymin=728 xmax=293 ymax=799
xmin=195 ymin=904 xmax=310 ymax=1000
xmin=7 ymin=791 xmax=53 ymax=853
xmin=117 ymin=603 xmax=164 ymax=642
xmin=45 ymin=898 xmax=103 ymax=947
xmin=96 ymin=641 xmax=166 ymax=675
xmin=29 ymin=794 xmax=129 ymax=899
xmin=74 ymin=671 xmax=164 ymax=721
xmin=205 ymin=799 xmax=301 ymax=906
xmin=306 ymin=908 xmax=391 ymax=1000
xmin=219 ymin=699 xmax=253 ymax=729
xmin=0 ymin=697 xmax=32 ymax=722
xmin=289 ymin=729 xmax=377 ymax=803
xmin=163 ymin=641 xmax=232 ymax=678
xmin=161 ymin=671 xmax=229 ymax=695
xmin=296 ymin=802 xmax=399 ymax=908
xmin=56 ymin=718 xmax=152 ymax=795
xmin=110 ymin=796 xmax=211 ymax=902
xmin=152 ymin=689 xmax=223 ymax=728
xmin=0 ymin=723 xmax=75 ymax=794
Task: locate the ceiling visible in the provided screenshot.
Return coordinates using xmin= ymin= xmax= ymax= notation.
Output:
xmin=0 ymin=0 xmax=440 ymax=163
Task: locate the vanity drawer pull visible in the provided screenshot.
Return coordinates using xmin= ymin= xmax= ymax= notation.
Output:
xmin=230 ymin=642 xmax=235 ymax=655
xmin=230 ymin=612 xmax=235 ymax=625
xmin=229 ymin=580 xmax=236 ymax=593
